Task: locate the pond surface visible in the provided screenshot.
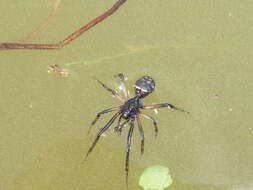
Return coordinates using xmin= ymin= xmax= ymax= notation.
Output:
xmin=0 ymin=0 xmax=252 ymax=190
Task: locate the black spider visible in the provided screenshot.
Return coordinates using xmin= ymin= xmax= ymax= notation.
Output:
xmin=84 ymin=75 xmax=188 ymax=185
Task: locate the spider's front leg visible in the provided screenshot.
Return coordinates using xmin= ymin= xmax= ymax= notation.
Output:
xmin=142 ymin=103 xmax=189 ymax=113
xmin=115 ymin=73 xmax=130 ymax=99
xmin=96 ymin=79 xmax=125 ymax=102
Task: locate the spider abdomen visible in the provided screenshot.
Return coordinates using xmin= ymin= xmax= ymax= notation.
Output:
xmin=122 ymin=96 xmax=143 ymax=119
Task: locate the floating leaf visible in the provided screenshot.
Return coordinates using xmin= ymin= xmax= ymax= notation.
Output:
xmin=139 ymin=165 xmax=172 ymax=190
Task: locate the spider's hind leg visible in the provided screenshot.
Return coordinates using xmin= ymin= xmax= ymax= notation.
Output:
xmin=137 ymin=116 xmax=145 ymax=155
xmin=87 ymin=106 xmax=121 ymax=134
xmin=140 ymin=113 xmax=158 ymax=138
xmin=116 ymin=119 xmax=129 ymax=135
xmin=83 ymin=111 xmax=121 ymax=163
xmin=113 ymin=115 xmax=123 ymax=133
xmin=125 ymin=118 xmax=135 ymax=186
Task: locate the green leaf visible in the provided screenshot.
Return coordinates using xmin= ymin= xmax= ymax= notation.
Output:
xmin=139 ymin=165 xmax=173 ymax=190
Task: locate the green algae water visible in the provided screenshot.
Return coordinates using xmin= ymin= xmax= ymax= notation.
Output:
xmin=0 ymin=1 xmax=253 ymax=190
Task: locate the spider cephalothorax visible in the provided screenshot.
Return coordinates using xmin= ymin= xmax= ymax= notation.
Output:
xmin=83 ymin=75 xmax=188 ymax=185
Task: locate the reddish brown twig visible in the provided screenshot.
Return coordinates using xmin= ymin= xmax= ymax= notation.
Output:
xmin=0 ymin=0 xmax=126 ymax=49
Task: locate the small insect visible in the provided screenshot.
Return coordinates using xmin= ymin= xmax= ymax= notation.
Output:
xmin=83 ymin=75 xmax=188 ymax=185
xmin=48 ymin=64 xmax=70 ymax=77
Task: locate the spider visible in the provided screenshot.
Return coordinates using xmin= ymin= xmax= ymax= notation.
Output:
xmin=83 ymin=75 xmax=188 ymax=185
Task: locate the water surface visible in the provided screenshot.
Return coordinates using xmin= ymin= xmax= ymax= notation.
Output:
xmin=0 ymin=1 xmax=252 ymax=190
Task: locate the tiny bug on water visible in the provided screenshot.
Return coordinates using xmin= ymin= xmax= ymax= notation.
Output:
xmin=48 ymin=64 xmax=70 ymax=77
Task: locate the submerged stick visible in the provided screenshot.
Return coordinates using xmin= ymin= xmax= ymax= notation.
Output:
xmin=0 ymin=0 xmax=127 ymax=49
xmin=18 ymin=0 xmax=62 ymax=42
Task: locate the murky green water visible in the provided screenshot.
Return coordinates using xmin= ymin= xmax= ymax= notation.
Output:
xmin=1 ymin=1 xmax=253 ymax=190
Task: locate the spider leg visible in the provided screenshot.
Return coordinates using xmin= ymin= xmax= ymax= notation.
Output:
xmin=140 ymin=113 xmax=158 ymax=138
xmin=113 ymin=115 xmax=123 ymax=133
xmin=116 ymin=74 xmax=130 ymax=99
xmin=96 ymin=79 xmax=125 ymax=102
xmin=88 ymin=106 xmax=121 ymax=134
xmin=83 ymin=111 xmax=121 ymax=163
xmin=119 ymin=80 xmax=130 ymax=99
xmin=125 ymin=118 xmax=135 ymax=186
xmin=117 ymin=119 xmax=130 ymax=135
xmin=137 ymin=116 xmax=145 ymax=155
xmin=142 ymin=103 xmax=189 ymax=113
